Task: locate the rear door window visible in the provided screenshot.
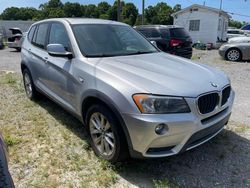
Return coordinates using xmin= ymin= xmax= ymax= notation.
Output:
xmin=138 ymin=29 xmax=151 ymax=38
xmin=160 ymin=29 xmax=170 ymax=39
xmin=170 ymin=28 xmax=190 ymax=39
xmin=150 ymin=29 xmax=160 ymax=38
xmin=32 ymin=23 xmax=49 ymax=49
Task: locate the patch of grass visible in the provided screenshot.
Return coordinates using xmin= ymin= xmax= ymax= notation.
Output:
xmin=0 ymin=73 xmax=119 ymax=187
xmin=234 ymin=124 xmax=249 ymax=134
xmin=4 ymin=134 xmax=21 ymax=147
xmin=153 ymin=179 xmax=177 ymax=188
xmin=1 ymin=73 xmax=17 ymax=85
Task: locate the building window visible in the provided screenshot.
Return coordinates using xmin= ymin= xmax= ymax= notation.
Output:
xmin=189 ymin=20 xmax=200 ymax=31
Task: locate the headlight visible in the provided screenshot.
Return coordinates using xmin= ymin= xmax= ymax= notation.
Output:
xmin=133 ymin=94 xmax=191 ymax=114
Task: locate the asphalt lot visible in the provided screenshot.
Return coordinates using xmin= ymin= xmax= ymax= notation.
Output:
xmin=0 ymin=47 xmax=249 ymax=188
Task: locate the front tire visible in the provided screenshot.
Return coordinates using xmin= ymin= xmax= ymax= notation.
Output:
xmin=86 ymin=104 xmax=128 ymax=162
xmin=226 ymin=48 xmax=241 ymax=61
xmin=22 ymin=69 xmax=39 ymax=100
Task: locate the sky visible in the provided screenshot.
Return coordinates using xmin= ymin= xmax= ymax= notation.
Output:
xmin=0 ymin=0 xmax=250 ymax=22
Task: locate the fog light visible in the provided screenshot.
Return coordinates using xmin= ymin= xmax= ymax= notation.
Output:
xmin=155 ymin=124 xmax=168 ymax=135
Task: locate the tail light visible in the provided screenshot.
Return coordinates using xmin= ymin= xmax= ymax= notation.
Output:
xmin=170 ymin=39 xmax=183 ymax=47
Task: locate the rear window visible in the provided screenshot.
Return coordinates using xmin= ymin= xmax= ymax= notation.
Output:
xmin=170 ymin=28 xmax=190 ymax=38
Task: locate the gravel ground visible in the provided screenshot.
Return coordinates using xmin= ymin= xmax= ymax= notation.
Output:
xmin=0 ymin=48 xmax=249 ymax=188
xmin=0 ymin=48 xmax=21 ymax=73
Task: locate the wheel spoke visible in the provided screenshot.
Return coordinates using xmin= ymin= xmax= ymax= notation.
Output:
xmin=105 ymin=132 xmax=114 ymax=139
xmin=91 ymin=119 xmax=101 ymax=131
xmin=104 ymin=122 xmax=111 ymax=131
xmin=105 ymin=136 xmax=114 ymax=148
xmin=100 ymin=137 xmax=105 ymax=153
xmin=91 ymin=129 xmax=102 ymax=134
xmin=94 ymin=135 xmax=102 ymax=145
xmin=104 ymin=139 xmax=111 ymax=154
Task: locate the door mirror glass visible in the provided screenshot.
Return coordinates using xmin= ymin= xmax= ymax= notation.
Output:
xmin=47 ymin=44 xmax=72 ymax=58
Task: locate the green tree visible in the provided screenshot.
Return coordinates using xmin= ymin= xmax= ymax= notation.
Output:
xmin=145 ymin=2 xmax=173 ymax=25
xmin=1 ymin=7 xmax=20 ymax=20
xmin=121 ymin=3 xmax=138 ymax=25
xmin=229 ymin=19 xmax=244 ymax=29
xmin=173 ymin=4 xmax=181 ymax=13
xmin=39 ymin=0 xmax=65 ymax=19
xmin=63 ymin=2 xmax=82 ymax=17
xmin=108 ymin=1 xmax=125 ymax=21
xmin=98 ymin=2 xmax=111 ymax=15
xmin=84 ymin=4 xmax=99 ymax=18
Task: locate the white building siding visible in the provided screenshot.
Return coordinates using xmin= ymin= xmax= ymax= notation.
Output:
xmin=173 ymin=8 xmax=228 ymax=45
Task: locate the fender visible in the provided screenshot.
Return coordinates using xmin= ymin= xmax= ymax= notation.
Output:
xmin=81 ymin=90 xmax=140 ymax=156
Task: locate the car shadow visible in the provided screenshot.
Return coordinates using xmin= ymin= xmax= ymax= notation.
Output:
xmin=35 ymin=97 xmax=250 ymax=188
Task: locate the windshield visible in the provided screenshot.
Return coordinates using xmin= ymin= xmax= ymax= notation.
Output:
xmin=72 ymin=24 xmax=158 ymax=57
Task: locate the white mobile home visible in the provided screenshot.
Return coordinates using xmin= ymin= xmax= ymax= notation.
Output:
xmin=172 ymin=4 xmax=231 ymax=46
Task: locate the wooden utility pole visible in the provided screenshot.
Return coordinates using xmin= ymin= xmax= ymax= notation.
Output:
xmin=117 ymin=0 xmax=121 ymax=22
xmin=142 ymin=0 xmax=145 ymax=25
xmin=220 ymin=0 xmax=223 ymax=9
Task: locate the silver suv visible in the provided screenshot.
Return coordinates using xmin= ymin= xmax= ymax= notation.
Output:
xmin=21 ymin=18 xmax=234 ymax=162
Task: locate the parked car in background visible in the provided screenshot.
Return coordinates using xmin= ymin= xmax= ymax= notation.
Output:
xmin=228 ymin=36 xmax=250 ymax=43
xmin=0 ymin=34 xmax=4 ymax=49
xmin=7 ymin=28 xmax=23 ymax=51
xmin=227 ymin=29 xmax=246 ymax=39
xmin=134 ymin=25 xmax=193 ymax=59
xmin=241 ymin=24 xmax=250 ymax=31
xmin=219 ymin=42 xmax=250 ymax=61
xmin=0 ymin=133 xmax=15 ymax=188
xmin=21 ymin=18 xmax=234 ymax=162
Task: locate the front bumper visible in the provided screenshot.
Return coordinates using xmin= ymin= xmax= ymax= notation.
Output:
xmin=218 ymin=48 xmax=226 ymax=58
xmin=123 ymin=90 xmax=235 ymax=158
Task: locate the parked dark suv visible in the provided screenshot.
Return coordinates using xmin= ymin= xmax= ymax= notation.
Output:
xmin=135 ymin=25 xmax=193 ymax=59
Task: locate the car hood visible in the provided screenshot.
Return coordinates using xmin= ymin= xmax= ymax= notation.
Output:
xmin=228 ymin=36 xmax=250 ymax=43
xmin=90 ymin=52 xmax=229 ymax=97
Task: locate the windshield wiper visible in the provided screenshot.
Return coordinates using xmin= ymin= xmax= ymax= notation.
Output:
xmin=86 ymin=54 xmax=115 ymax=58
xmin=126 ymin=51 xmax=157 ymax=55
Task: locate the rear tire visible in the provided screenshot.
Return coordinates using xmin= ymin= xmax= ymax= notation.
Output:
xmin=226 ymin=48 xmax=242 ymax=62
xmin=22 ymin=69 xmax=39 ymax=100
xmin=86 ymin=104 xmax=129 ymax=162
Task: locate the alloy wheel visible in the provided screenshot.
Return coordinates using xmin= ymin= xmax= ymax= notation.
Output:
xmin=227 ymin=49 xmax=240 ymax=61
xmin=24 ymin=73 xmax=33 ymax=98
xmin=89 ymin=112 xmax=115 ymax=157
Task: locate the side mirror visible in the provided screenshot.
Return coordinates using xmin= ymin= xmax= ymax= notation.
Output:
xmin=150 ymin=41 xmax=157 ymax=47
xmin=47 ymin=44 xmax=72 ymax=58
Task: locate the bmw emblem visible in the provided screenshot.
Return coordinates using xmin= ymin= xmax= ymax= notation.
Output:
xmin=210 ymin=82 xmax=218 ymax=88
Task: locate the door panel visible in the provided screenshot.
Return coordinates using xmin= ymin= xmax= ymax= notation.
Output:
xmin=46 ymin=22 xmax=78 ymax=110
xmin=29 ymin=23 xmax=51 ymax=90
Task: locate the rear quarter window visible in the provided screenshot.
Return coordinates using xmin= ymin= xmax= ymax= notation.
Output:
xmin=28 ymin=26 xmax=36 ymax=42
xmin=32 ymin=23 xmax=49 ymax=49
